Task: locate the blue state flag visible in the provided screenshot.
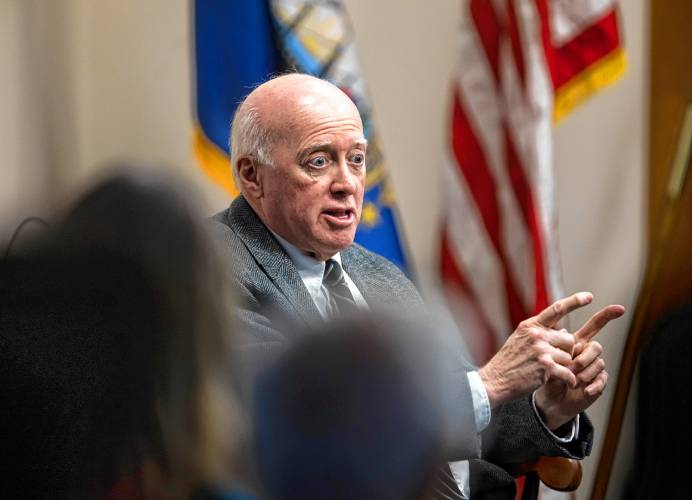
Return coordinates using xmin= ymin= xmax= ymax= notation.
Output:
xmin=193 ymin=0 xmax=410 ymax=272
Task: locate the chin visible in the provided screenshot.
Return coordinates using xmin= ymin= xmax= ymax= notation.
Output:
xmin=320 ymin=235 xmax=355 ymax=256
xmin=336 ymin=231 xmax=357 ymax=248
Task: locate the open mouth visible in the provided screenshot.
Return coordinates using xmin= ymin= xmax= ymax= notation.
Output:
xmin=321 ymin=208 xmax=355 ymax=226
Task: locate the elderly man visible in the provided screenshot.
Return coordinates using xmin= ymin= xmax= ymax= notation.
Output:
xmin=209 ymin=73 xmax=624 ymax=499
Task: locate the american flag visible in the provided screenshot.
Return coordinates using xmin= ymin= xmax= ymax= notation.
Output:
xmin=440 ymin=2 xmax=624 ymax=498
xmin=440 ymin=0 xmax=624 ymax=366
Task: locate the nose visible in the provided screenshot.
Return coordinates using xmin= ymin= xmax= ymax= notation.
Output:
xmin=329 ymin=158 xmax=358 ymax=196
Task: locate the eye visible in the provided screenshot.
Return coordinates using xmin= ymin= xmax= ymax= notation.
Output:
xmin=307 ymin=155 xmax=329 ymax=168
xmin=350 ymin=152 xmax=365 ymax=165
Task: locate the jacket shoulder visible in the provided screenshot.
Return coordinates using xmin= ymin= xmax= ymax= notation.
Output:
xmin=343 ymin=244 xmax=423 ymax=307
xmin=344 ymin=243 xmax=406 ymax=276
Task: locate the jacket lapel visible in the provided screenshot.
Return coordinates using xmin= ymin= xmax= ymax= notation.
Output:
xmin=341 ymin=245 xmax=382 ymax=305
xmin=227 ymin=196 xmax=321 ymax=324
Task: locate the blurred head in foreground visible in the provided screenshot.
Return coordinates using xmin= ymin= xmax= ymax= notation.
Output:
xmin=252 ymin=314 xmax=446 ymax=500
xmin=1 ymin=168 xmax=240 ymax=499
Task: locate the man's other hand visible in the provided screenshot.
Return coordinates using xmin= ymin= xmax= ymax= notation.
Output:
xmin=478 ymin=292 xmax=597 ymax=408
xmin=533 ymin=304 xmax=625 ymax=430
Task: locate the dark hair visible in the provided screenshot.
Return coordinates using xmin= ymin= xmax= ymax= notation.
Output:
xmin=1 ymin=168 xmax=239 ymax=499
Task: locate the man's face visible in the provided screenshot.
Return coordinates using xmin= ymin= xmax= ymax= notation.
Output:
xmin=257 ymin=91 xmax=366 ymax=261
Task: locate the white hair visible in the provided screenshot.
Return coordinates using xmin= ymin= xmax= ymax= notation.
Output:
xmin=229 ymin=99 xmax=276 ymax=186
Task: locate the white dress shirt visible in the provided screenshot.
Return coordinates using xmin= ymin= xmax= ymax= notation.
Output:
xmin=271 ymin=232 xmax=368 ymax=316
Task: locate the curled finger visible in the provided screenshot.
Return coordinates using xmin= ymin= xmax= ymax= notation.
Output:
xmin=548 ymin=360 xmax=578 ymax=388
xmin=571 ymin=341 xmax=603 ymax=373
xmin=572 ymin=342 xmax=584 ymax=358
xmin=548 ymin=328 xmax=575 ymax=355
xmin=577 ymin=357 xmax=606 ymax=386
xmin=545 ymin=344 xmax=574 ymax=367
xmin=585 ymin=370 xmax=608 ymax=397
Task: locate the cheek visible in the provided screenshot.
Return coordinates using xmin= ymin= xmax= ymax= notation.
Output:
xmin=284 ymin=194 xmax=318 ymax=228
xmin=355 ymin=180 xmax=365 ymax=207
xmin=356 ymin=174 xmax=366 ymax=193
xmin=282 ymin=197 xmax=304 ymax=222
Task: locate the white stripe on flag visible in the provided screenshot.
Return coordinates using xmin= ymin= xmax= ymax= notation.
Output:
xmin=442 ymin=152 xmax=512 ymax=343
xmin=517 ymin=0 xmax=565 ymax=305
xmin=455 ymin=13 xmax=535 ymax=313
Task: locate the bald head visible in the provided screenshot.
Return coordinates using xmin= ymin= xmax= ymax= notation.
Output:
xmin=230 ymin=73 xmax=367 ymax=260
xmin=230 ymin=74 xmax=361 ymax=181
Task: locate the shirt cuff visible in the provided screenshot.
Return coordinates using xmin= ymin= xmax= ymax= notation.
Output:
xmin=449 ymin=460 xmax=471 ymax=499
xmin=467 ymin=370 xmax=491 ymax=433
xmin=531 ymin=390 xmax=580 ymax=442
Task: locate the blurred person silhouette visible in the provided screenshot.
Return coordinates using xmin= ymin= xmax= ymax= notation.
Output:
xmin=0 ymin=168 xmax=248 ymax=500
xmin=252 ymin=313 xmax=449 ymax=500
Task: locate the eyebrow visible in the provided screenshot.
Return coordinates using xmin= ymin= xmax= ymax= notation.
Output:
xmin=297 ymin=139 xmax=368 ymax=162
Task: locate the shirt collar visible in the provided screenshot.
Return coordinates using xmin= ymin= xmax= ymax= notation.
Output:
xmin=270 ymin=231 xmax=342 ymax=296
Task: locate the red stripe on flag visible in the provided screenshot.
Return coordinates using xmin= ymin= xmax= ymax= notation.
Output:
xmin=503 ymin=126 xmax=550 ymax=313
xmin=506 ymin=0 xmax=527 ymax=89
xmin=552 ymin=10 xmax=621 ymax=89
xmin=450 ymin=88 xmax=528 ymax=327
xmin=535 ymin=0 xmax=557 ymax=88
xmin=440 ymin=229 xmax=499 ymax=362
xmin=470 ymin=0 xmax=501 ymax=82
xmin=535 ymin=1 xmax=621 ymax=91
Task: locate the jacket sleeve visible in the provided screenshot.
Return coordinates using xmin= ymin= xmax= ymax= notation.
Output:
xmin=481 ymin=396 xmax=594 ymax=465
xmin=468 ymin=397 xmax=594 ymax=499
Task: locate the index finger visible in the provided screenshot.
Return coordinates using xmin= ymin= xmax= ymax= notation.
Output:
xmin=574 ymin=304 xmax=625 ymax=342
xmin=535 ymin=292 xmax=594 ymax=328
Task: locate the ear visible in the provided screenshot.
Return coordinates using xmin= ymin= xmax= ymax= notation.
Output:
xmin=236 ymin=156 xmax=263 ymax=199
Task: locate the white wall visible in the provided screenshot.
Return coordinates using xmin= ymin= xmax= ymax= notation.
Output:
xmin=0 ymin=0 xmax=228 ymax=235
xmin=0 ymin=1 xmax=647 ymax=497
xmin=0 ymin=1 xmax=55 ymax=233
xmin=67 ymin=0 xmax=228 ymax=206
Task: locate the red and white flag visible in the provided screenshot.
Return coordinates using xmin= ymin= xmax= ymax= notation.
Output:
xmin=440 ymin=0 xmax=625 ymax=365
xmin=440 ymin=2 xmax=624 ymax=497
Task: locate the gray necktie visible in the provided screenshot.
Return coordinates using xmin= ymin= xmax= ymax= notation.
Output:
xmin=323 ymin=259 xmax=359 ymax=316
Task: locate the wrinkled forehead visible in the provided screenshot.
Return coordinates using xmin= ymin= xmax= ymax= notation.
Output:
xmin=251 ymin=77 xmax=364 ymax=140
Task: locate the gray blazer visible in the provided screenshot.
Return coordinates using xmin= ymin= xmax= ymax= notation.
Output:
xmin=210 ymin=196 xmax=424 ymax=323
xmin=209 ymin=195 xmax=593 ymax=499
